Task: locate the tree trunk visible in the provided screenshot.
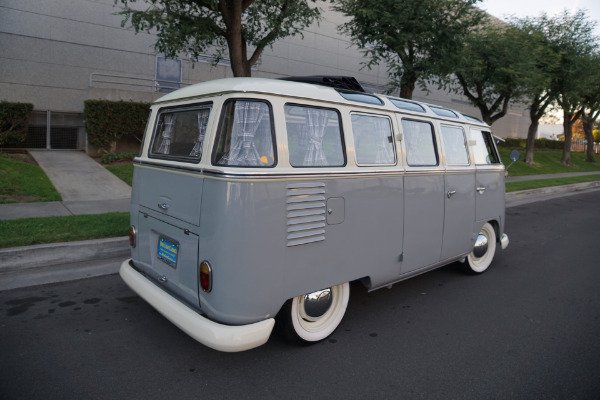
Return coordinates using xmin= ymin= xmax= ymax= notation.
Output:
xmin=583 ymin=118 xmax=595 ymax=163
xmin=226 ymin=32 xmax=251 ymax=77
xmin=525 ymin=98 xmax=544 ymax=165
xmin=525 ymin=120 xmax=538 ymax=164
xmin=561 ymin=110 xmax=573 ymax=165
xmin=222 ymin=0 xmax=252 ymax=77
xmin=399 ymin=71 xmax=416 ymax=99
xmin=481 ymin=114 xmax=493 ymax=126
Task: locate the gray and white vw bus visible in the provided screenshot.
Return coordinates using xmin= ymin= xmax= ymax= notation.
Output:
xmin=120 ymin=76 xmax=509 ymax=352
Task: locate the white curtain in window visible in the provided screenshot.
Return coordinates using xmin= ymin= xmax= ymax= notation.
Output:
xmin=402 ymin=120 xmax=436 ymax=166
xmin=221 ymin=101 xmax=266 ymax=166
xmin=189 ymin=109 xmax=210 ymax=158
xmin=303 ymin=108 xmax=330 ymax=166
xmin=374 ymin=118 xmax=393 ymax=164
xmin=156 ymin=113 xmax=175 ymax=154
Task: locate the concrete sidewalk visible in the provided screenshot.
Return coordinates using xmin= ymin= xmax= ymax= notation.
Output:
xmin=0 ymin=150 xmax=132 ymax=290
xmin=30 ymin=150 xmax=131 ymax=201
xmin=0 ymin=150 xmax=131 ymax=220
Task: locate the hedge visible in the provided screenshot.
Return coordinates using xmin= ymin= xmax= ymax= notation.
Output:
xmin=0 ymin=101 xmax=34 ymax=146
xmin=84 ymin=100 xmax=150 ymax=151
xmin=499 ymin=137 xmax=565 ymax=150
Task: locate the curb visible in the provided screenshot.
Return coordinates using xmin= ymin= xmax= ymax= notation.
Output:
xmin=0 ymin=236 xmax=129 ymax=273
xmin=0 ymin=237 xmax=130 ymax=291
xmin=506 ymin=180 xmax=600 ymax=205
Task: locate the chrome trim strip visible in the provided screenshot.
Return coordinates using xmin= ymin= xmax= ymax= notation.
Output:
xmin=136 ymin=160 xmax=504 ymax=180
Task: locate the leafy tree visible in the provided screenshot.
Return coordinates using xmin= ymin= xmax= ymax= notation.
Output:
xmin=580 ymin=53 xmax=600 ymax=162
xmin=510 ymin=16 xmax=561 ymax=164
xmin=334 ymin=0 xmax=486 ymax=99
xmin=543 ymin=10 xmax=598 ymax=165
xmin=442 ymin=23 xmax=534 ymax=125
xmin=115 ymin=0 xmax=322 ymax=77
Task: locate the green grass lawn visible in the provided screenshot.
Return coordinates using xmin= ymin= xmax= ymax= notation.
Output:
xmin=506 ymin=174 xmax=600 ymax=192
xmin=0 ymin=212 xmax=130 ymax=249
xmin=0 ymin=152 xmax=62 ymax=203
xmin=106 ymin=163 xmax=134 ymax=186
xmin=498 ymin=148 xmax=600 ymax=176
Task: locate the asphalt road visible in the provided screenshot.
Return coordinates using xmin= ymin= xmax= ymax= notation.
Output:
xmin=1 ymin=190 xmax=600 ymax=400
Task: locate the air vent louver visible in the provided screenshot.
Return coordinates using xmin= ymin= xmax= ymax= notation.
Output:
xmin=286 ymin=182 xmax=326 ymax=247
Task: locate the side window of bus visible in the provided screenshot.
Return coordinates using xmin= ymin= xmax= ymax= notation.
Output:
xmin=285 ymin=104 xmax=345 ymax=167
xmin=401 ymin=119 xmax=438 ymax=166
xmin=351 ymin=114 xmax=395 ymax=165
xmin=471 ymin=129 xmax=500 ymax=165
xmin=441 ymin=125 xmax=469 ymax=165
xmin=213 ymin=100 xmax=276 ymax=167
xmin=150 ymin=104 xmax=212 ymax=162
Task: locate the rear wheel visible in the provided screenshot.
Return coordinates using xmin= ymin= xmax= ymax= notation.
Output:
xmin=464 ymin=222 xmax=496 ymax=274
xmin=278 ymin=282 xmax=350 ymax=344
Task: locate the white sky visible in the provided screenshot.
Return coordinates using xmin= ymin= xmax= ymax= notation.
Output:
xmin=480 ymin=0 xmax=600 ymax=35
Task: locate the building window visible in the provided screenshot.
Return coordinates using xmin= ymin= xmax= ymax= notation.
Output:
xmin=155 ymin=57 xmax=182 ymax=93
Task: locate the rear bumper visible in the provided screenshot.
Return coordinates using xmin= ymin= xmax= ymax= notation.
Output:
xmin=119 ymin=259 xmax=274 ymax=352
xmin=500 ymin=233 xmax=509 ymax=250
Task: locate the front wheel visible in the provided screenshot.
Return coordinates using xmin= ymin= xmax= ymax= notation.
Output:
xmin=464 ymin=222 xmax=497 ymax=274
xmin=278 ymin=282 xmax=350 ymax=344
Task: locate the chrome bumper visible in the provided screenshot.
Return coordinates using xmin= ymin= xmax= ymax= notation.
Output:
xmin=500 ymin=233 xmax=509 ymax=250
xmin=119 ymin=259 xmax=274 ymax=352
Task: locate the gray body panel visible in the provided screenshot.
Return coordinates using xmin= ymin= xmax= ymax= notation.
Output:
xmin=196 ymin=173 xmax=405 ymax=324
xmin=130 ymin=163 xmax=501 ymax=325
xmin=442 ymin=170 xmax=476 ymax=260
xmin=402 ymin=174 xmax=445 ymax=273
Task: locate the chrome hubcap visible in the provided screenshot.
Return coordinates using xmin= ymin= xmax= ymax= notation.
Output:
xmin=300 ymin=288 xmax=333 ymax=321
xmin=473 ymin=233 xmax=489 ymax=258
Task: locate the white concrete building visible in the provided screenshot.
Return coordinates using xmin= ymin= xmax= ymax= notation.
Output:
xmin=0 ymin=0 xmax=530 ymax=151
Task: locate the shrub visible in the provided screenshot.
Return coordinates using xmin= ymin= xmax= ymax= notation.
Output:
xmin=101 ymin=151 xmax=137 ymax=164
xmin=0 ymin=101 xmax=34 ymax=146
xmin=499 ymin=137 xmax=563 ymax=150
xmin=84 ymin=100 xmax=150 ymax=152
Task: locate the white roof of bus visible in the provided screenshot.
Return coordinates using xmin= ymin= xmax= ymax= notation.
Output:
xmin=155 ymin=77 xmax=488 ymax=126
xmin=156 ymin=77 xmax=343 ymax=103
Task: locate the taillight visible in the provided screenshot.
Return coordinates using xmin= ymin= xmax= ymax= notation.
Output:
xmin=199 ymin=261 xmax=212 ymax=292
xmin=129 ymin=225 xmax=137 ymax=248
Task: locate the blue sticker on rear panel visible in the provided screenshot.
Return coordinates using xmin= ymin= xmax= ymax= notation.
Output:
xmin=158 ymin=237 xmax=178 ymax=268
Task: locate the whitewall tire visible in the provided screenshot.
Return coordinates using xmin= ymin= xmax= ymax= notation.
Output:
xmin=278 ymin=282 xmax=350 ymax=344
xmin=465 ymin=222 xmax=497 ymax=274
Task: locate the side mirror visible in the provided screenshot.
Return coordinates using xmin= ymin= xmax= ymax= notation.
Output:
xmin=506 ymin=149 xmax=520 ymax=174
xmin=509 ymin=149 xmax=520 ymax=162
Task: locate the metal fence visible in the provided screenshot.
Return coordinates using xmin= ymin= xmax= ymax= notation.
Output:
xmin=2 ymin=111 xmax=85 ymax=150
xmin=571 ymin=141 xmax=600 ymax=154
xmin=89 ymin=72 xmax=187 ymax=93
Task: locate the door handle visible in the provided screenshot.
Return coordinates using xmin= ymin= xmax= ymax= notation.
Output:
xmin=476 ymin=187 xmax=486 ymax=194
xmin=447 ymin=190 xmax=456 ymax=198
xmin=158 ymin=202 xmax=169 ymax=210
